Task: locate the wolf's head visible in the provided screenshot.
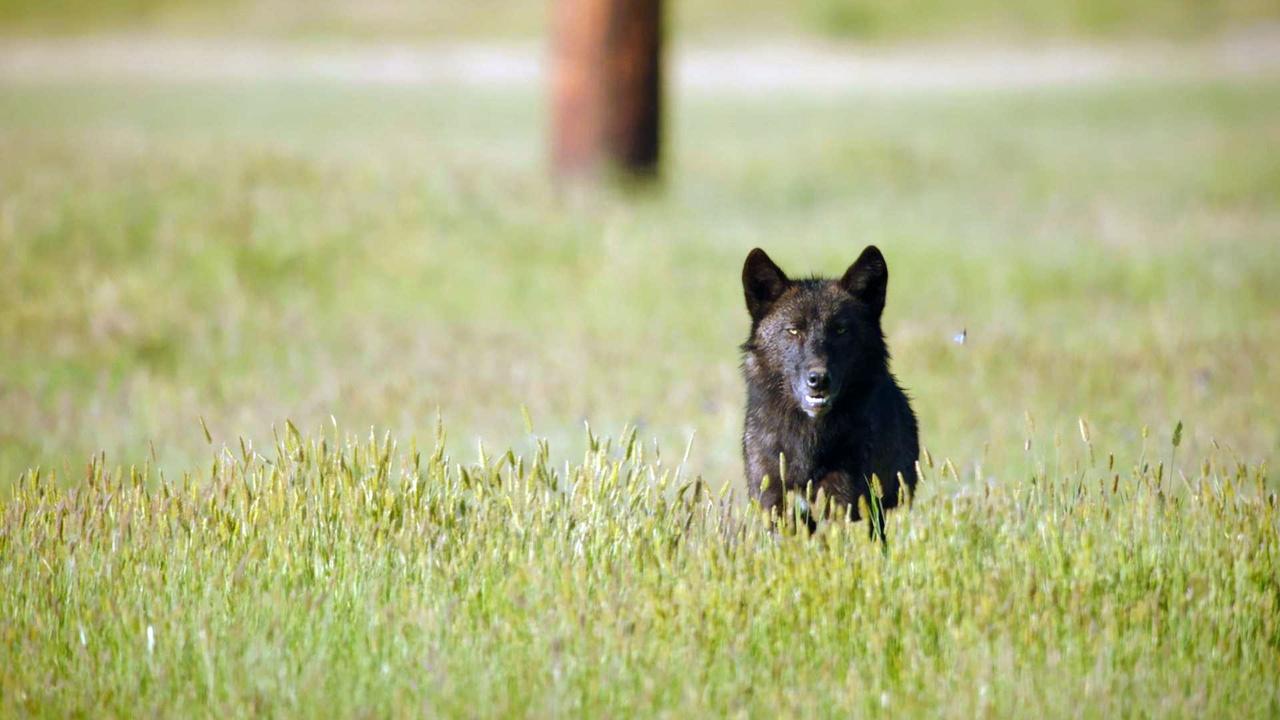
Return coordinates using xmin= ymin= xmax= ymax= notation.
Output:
xmin=741 ymin=246 xmax=890 ymax=418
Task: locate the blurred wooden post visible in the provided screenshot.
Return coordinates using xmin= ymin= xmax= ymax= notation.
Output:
xmin=552 ymin=0 xmax=662 ymax=179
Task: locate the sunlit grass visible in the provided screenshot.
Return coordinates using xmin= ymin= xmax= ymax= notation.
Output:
xmin=0 ymin=65 xmax=1278 ymax=715
xmin=2 ymin=421 xmax=1276 ymax=716
xmin=1 ymin=80 xmax=1277 ymax=482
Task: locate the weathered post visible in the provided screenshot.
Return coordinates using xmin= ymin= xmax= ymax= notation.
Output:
xmin=552 ymin=0 xmax=662 ymax=179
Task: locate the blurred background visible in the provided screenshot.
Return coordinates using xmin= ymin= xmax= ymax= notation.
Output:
xmin=2 ymin=0 xmax=1278 ymax=40
xmin=1 ymin=1 xmax=1278 ymax=486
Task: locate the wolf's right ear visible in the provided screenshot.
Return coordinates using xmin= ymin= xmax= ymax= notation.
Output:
xmin=742 ymin=248 xmax=790 ymax=322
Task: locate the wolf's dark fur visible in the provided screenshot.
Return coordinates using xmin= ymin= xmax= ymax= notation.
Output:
xmin=740 ymin=246 xmax=919 ymax=533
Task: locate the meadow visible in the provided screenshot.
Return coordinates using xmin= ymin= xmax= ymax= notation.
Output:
xmin=1 ymin=59 xmax=1278 ymax=715
xmin=1 ymin=0 xmax=1277 ymax=40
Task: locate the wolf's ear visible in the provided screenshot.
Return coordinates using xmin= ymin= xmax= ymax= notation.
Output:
xmin=742 ymin=248 xmax=790 ymax=322
xmin=840 ymin=245 xmax=888 ymax=317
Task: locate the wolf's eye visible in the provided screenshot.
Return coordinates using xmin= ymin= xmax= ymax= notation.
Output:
xmin=833 ymin=324 xmax=848 ymax=335
xmin=786 ymin=327 xmax=800 ymax=337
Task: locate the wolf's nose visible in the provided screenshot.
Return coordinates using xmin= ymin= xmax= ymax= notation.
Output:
xmin=806 ymin=369 xmax=829 ymax=391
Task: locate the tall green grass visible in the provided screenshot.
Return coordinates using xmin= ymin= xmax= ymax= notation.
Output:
xmin=2 ymin=421 xmax=1276 ymax=716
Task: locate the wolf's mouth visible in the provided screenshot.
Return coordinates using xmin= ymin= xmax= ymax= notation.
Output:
xmin=802 ymin=394 xmax=829 ymax=415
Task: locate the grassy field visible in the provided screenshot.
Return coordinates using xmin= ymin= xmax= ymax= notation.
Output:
xmin=1 ymin=66 xmax=1278 ymax=714
xmin=1 ymin=0 xmax=1277 ymax=40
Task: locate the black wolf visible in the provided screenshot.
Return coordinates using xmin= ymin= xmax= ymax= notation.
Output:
xmin=740 ymin=246 xmax=919 ymax=534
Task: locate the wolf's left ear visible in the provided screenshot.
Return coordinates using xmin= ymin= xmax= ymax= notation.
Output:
xmin=840 ymin=245 xmax=888 ymax=317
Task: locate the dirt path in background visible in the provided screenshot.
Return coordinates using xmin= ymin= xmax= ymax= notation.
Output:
xmin=2 ymin=26 xmax=1278 ymax=92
